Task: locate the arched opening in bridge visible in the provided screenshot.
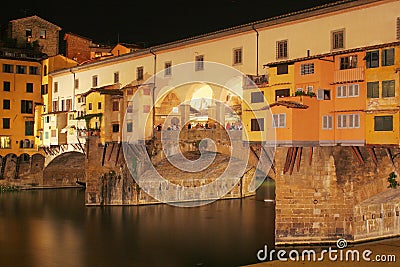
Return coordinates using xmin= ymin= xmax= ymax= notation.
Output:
xmin=154 ymin=92 xmax=182 ymax=129
xmin=43 ymin=151 xmax=85 ymax=186
xmin=190 ymin=84 xmax=213 ymax=113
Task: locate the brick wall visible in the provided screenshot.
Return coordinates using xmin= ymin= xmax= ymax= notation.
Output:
xmin=65 ymin=34 xmax=92 ymax=63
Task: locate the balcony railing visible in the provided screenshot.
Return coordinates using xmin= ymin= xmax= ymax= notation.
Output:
xmin=243 ymin=75 xmax=268 ymax=89
xmin=334 ymin=67 xmax=364 ymax=84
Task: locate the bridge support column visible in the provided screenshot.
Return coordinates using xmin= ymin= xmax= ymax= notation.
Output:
xmin=216 ymin=102 xmax=225 ymax=127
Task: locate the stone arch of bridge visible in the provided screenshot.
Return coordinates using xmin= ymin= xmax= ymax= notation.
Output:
xmin=43 ymin=151 xmax=86 ymax=186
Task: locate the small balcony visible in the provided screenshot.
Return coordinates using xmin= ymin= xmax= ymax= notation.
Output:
xmin=334 ymin=67 xmax=364 ymax=84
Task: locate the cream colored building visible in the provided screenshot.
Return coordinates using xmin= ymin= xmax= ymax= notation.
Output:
xmin=46 ymin=0 xmax=400 ymax=144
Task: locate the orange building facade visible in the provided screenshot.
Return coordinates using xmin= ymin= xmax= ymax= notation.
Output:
xmin=244 ymin=42 xmax=400 ymax=147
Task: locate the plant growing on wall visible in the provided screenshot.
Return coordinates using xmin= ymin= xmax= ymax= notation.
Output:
xmin=387 ymin=172 xmax=399 ymax=189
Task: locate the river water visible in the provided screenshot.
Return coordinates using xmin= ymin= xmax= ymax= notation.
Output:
xmin=0 ymin=188 xmax=274 ymax=267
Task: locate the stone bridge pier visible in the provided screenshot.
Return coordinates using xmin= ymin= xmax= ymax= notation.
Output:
xmin=83 ymin=129 xmax=400 ymax=245
xmin=84 ymin=129 xmax=269 ymax=206
xmin=272 ymin=145 xmax=400 ymax=245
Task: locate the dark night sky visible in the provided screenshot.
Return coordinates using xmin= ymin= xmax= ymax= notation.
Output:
xmin=1 ymin=0 xmax=339 ymax=48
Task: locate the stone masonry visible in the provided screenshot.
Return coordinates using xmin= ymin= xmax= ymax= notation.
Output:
xmin=274 ymin=146 xmax=400 ymax=244
xmin=7 ymin=15 xmax=61 ymax=56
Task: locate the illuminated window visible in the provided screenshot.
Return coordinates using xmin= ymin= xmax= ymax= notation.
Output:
xmin=40 ymin=29 xmax=46 ymax=39
xmin=25 ymin=29 xmax=32 ymax=37
xmin=0 ymin=136 xmax=11 ymax=148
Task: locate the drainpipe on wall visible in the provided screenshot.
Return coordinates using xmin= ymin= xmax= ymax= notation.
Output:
xmin=149 ymin=48 xmax=157 ymax=133
xmin=252 ymin=24 xmax=259 ymax=76
xmin=69 ymin=68 xmax=76 ymax=111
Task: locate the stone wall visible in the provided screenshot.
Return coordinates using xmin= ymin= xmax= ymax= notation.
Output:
xmin=43 ymin=152 xmax=85 ymax=186
xmin=354 ymin=189 xmax=400 ymax=241
xmin=0 ymin=153 xmax=44 ymax=185
xmin=85 ymin=136 xmax=257 ymax=206
xmin=64 ymin=34 xmax=92 ymax=63
xmin=274 ymin=146 xmax=399 ymax=244
xmin=10 ymin=16 xmax=60 ymax=56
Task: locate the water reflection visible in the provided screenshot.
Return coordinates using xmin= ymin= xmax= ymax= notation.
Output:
xmin=0 ymin=189 xmax=274 ymax=267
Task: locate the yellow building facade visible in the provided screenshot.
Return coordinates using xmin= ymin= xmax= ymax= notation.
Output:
xmin=365 ymin=44 xmax=400 ymax=145
xmin=81 ymin=85 xmax=123 ymax=144
xmin=0 ymin=57 xmax=42 ymax=156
